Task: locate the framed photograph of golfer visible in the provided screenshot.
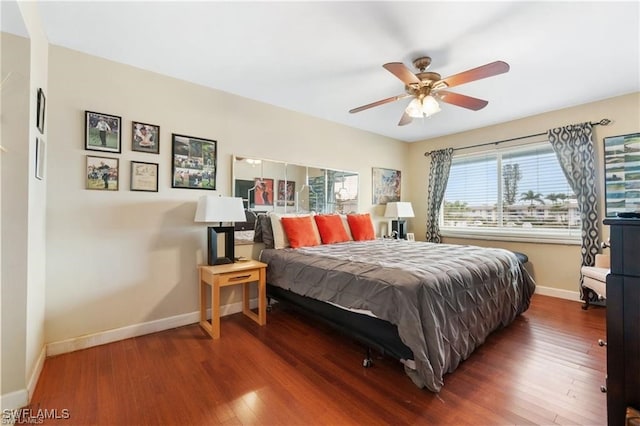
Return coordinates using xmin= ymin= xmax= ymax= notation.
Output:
xmin=85 ymin=111 xmax=122 ymax=153
xmin=171 ymin=133 xmax=217 ymax=189
xmin=86 ymin=155 xmax=119 ymax=191
xmin=132 ymin=121 xmax=160 ymax=154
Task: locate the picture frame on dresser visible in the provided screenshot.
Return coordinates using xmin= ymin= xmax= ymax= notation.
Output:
xmin=277 ymin=180 xmax=295 ymax=206
xmin=603 ymin=132 xmax=640 ymax=217
xmin=171 ymin=133 xmax=217 ymax=189
xmin=85 ymin=111 xmax=122 ymax=153
xmin=254 ymin=178 xmax=274 ymax=206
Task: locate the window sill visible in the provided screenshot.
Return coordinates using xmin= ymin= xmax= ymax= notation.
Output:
xmin=440 ymin=229 xmax=581 ymax=245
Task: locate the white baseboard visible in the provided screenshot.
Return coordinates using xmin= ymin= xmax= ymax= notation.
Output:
xmin=0 ymin=388 xmax=28 ymax=414
xmin=27 ymin=346 xmax=46 ymax=400
xmin=46 ymin=298 xmax=258 ymax=357
xmin=0 ymin=346 xmax=46 ymax=417
xmin=534 ymin=285 xmax=582 ymax=302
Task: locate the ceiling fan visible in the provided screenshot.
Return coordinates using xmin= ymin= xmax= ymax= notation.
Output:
xmin=349 ymin=56 xmax=510 ymax=126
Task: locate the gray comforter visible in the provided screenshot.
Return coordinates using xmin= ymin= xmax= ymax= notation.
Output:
xmin=260 ymin=239 xmax=535 ymax=392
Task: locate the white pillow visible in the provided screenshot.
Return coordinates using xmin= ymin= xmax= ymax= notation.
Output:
xmin=339 ymin=214 xmax=354 ymax=241
xmin=269 ymin=212 xmax=321 ymax=249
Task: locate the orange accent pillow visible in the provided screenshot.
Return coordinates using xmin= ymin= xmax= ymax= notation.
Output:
xmin=280 ymin=216 xmax=320 ymax=248
xmin=314 ymin=214 xmax=350 ymax=244
xmin=347 ymin=213 xmax=375 ymax=241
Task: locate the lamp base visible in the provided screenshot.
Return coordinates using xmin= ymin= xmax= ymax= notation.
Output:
xmin=391 ymin=220 xmax=407 ymax=240
xmin=207 ymin=226 xmax=236 ymax=266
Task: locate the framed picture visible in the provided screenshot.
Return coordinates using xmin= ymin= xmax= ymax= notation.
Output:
xmin=171 ymin=133 xmax=216 ymax=189
xmin=254 ymin=178 xmax=274 ymax=206
xmin=132 ymin=121 xmax=160 ymax=154
xmin=604 ymin=132 xmax=640 ymax=217
xmin=85 ymin=111 xmax=122 ymax=153
xmin=86 ymin=155 xmax=119 ymax=191
xmin=372 ymin=167 xmax=401 ymax=204
xmin=130 ymin=161 xmax=159 ymax=192
xmin=277 ymin=180 xmax=295 ymax=206
xmin=407 ymin=233 xmax=415 ymax=242
xmin=36 ymin=88 xmax=46 ymax=134
xmin=35 ymin=137 xmax=45 ymax=180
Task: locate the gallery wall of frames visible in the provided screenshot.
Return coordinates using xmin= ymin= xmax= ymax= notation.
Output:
xmin=82 ymin=110 xmax=222 ymax=194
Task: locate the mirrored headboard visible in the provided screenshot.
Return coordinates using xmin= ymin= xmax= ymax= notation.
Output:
xmin=232 ymin=155 xmax=358 ymax=214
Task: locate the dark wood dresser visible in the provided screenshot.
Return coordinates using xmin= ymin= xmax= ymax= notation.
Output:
xmin=603 ymin=218 xmax=640 ymax=426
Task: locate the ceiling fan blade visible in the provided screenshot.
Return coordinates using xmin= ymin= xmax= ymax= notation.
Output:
xmin=398 ymin=111 xmax=413 ymax=126
xmin=349 ymin=94 xmax=410 ymax=114
xmin=436 ymin=91 xmax=489 ymax=110
xmin=435 ymin=61 xmax=509 ymax=89
xmin=383 ymin=62 xmax=421 ymax=86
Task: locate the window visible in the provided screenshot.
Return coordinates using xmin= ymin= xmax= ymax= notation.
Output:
xmin=441 ymin=142 xmax=580 ymax=243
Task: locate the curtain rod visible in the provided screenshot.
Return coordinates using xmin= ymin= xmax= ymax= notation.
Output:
xmin=423 ymin=118 xmax=611 ymax=157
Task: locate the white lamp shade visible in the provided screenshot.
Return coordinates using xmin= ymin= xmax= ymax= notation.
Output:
xmin=384 ymin=202 xmax=415 ymax=218
xmin=194 ymin=196 xmax=246 ymax=223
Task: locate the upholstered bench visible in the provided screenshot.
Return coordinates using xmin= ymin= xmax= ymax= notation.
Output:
xmin=581 ymin=254 xmax=609 ymax=309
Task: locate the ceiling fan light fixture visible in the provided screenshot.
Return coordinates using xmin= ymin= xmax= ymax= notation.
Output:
xmin=405 ymin=98 xmax=423 ymax=118
xmin=349 ymin=57 xmax=508 ymax=124
xmin=405 ymin=95 xmax=441 ymax=118
xmin=422 ymin=95 xmax=441 ymax=116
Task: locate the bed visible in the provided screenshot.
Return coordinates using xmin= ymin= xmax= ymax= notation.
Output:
xmin=259 ymin=234 xmax=535 ymax=392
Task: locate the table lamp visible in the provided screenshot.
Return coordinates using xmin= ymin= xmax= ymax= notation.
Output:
xmin=384 ymin=202 xmax=414 ymax=239
xmin=194 ymin=195 xmax=246 ymax=265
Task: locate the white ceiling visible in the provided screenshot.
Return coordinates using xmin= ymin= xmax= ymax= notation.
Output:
xmin=11 ymin=2 xmax=640 ymax=142
xmin=1 ymin=0 xmax=27 ymax=38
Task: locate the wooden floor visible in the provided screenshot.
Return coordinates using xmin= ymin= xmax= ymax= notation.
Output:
xmin=28 ymin=294 xmax=607 ymax=425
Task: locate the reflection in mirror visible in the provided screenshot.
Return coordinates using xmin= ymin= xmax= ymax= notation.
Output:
xmin=232 ymin=156 xmax=358 ymax=215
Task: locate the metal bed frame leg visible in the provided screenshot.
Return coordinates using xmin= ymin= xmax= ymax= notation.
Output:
xmin=363 ymin=347 xmax=373 ymax=368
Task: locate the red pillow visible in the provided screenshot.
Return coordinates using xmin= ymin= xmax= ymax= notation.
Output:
xmin=347 ymin=213 xmax=375 ymax=241
xmin=314 ymin=214 xmax=350 ymax=244
xmin=280 ymin=216 xmax=320 ymax=248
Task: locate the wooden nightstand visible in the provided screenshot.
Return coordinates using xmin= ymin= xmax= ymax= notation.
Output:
xmin=198 ymin=260 xmax=267 ymax=339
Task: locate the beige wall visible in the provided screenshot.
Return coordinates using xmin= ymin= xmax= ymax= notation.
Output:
xmin=407 ymin=92 xmax=640 ymax=296
xmin=44 ymin=45 xmax=408 ymax=344
xmin=1 ymin=0 xmax=49 ymax=409
xmin=22 ymin=0 xmax=49 ymax=402
xmin=1 ymin=31 xmax=31 ymax=406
